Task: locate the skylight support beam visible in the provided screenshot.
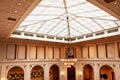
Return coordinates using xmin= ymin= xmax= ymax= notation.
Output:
xmin=46 ymin=20 xmax=62 ymax=34
xmin=71 ymin=13 xmax=118 ymax=21
xmin=114 ymin=21 xmax=120 ymax=27
xmin=91 ymin=18 xmax=105 ymax=29
xmin=70 ymin=26 xmax=84 ymax=35
xmin=74 ymin=19 xmax=93 ymax=32
xmin=35 ymin=22 xmax=46 ymax=33
xmin=63 ymin=0 xmax=68 ymax=14
xmin=55 ymin=27 xmax=67 ymax=37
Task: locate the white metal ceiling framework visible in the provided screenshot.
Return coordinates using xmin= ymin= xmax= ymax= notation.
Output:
xmin=11 ymin=0 xmax=120 ymax=43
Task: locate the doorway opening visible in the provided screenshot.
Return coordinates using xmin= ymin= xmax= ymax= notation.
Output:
xmin=67 ymin=66 xmax=76 ymax=80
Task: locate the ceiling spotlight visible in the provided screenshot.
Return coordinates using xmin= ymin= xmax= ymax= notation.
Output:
xmin=18 ymin=3 xmax=22 ymax=5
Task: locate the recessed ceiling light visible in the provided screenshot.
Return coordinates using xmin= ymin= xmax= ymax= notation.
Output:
xmin=19 ymin=3 xmax=22 ymax=5
xmin=14 ymin=10 xmax=18 ymax=13
xmin=114 ymin=1 xmax=117 ymax=4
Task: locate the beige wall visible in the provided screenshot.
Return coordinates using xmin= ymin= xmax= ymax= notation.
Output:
xmin=1 ymin=42 xmax=119 ymax=61
xmin=79 ymin=43 xmax=117 ymax=59
xmin=0 ymin=41 xmax=65 ymax=61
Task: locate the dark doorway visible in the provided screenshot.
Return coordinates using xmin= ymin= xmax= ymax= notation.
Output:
xmin=67 ymin=66 xmax=76 ymax=80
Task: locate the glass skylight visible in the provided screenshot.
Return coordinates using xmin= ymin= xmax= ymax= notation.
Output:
xmin=13 ymin=0 xmax=120 ymax=42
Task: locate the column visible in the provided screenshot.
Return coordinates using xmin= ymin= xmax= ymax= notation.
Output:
xmin=94 ymin=64 xmax=100 ymax=80
xmin=1 ymin=65 xmax=6 ymax=80
xmin=44 ymin=64 xmax=49 ymax=80
xmin=24 ymin=65 xmax=31 ymax=80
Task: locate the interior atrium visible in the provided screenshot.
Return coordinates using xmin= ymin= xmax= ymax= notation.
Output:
xmin=0 ymin=0 xmax=120 ymax=80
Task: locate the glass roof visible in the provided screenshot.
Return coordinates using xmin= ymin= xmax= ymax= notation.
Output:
xmin=13 ymin=0 xmax=120 ymax=42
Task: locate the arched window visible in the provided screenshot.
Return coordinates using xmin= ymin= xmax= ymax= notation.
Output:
xmin=31 ymin=65 xmax=44 ymax=80
xmin=7 ymin=66 xmax=24 ymax=80
xmin=49 ymin=64 xmax=59 ymax=80
xmin=83 ymin=64 xmax=94 ymax=80
xmin=100 ymin=65 xmax=115 ymax=80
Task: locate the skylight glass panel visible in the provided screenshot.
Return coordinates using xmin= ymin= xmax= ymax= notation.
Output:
xmin=40 ymin=0 xmax=64 ymax=7
xmin=78 ymin=10 xmax=106 ymax=17
xmin=45 ymin=20 xmax=62 ymax=33
xmin=37 ymin=20 xmax=60 ymax=34
xmin=25 ymin=8 xmax=64 ymax=21
xmin=70 ymin=28 xmax=82 ymax=36
xmin=82 ymin=2 xmax=99 ymax=10
xmin=68 ymin=2 xmax=99 ymax=14
xmin=33 ymin=7 xmax=63 ymax=15
xmin=19 ymin=21 xmax=31 ymax=26
xmin=37 ymin=27 xmax=47 ymax=34
xmin=19 ymin=22 xmax=45 ymax=31
xmin=57 ymin=28 xmax=68 ymax=37
xmin=94 ymin=19 xmax=117 ymax=29
xmin=29 ymin=7 xmax=43 ymax=14
xmin=24 ymin=16 xmax=37 ymax=21
xmin=66 ymin=0 xmax=87 ymax=8
xmin=24 ymin=24 xmax=41 ymax=32
xmin=115 ymin=21 xmax=120 ymax=26
xmin=48 ymin=21 xmax=66 ymax=35
xmin=97 ymin=15 xmax=118 ymax=20
xmin=16 ymin=27 xmax=25 ymax=31
xmin=75 ymin=18 xmax=103 ymax=32
xmin=70 ymin=20 xmax=91 ymax=34
xmin=77 ymin=10 xmax=115 ymax=19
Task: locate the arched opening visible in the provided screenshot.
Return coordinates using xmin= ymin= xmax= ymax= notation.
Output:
xmin=49 ymin=64 xmax=59 ymax=80
xmin=83 ymin=64 xmax=94 ymax=80
xmin=67 ymin=66 xmax=76 ymax=80
xmin=7 ymin=66 xmax=24 ymax=80
xmin=31 ymin=65 xmax=44 ymax=80
xmin=100 ymin=65 xmax=115 ymax=80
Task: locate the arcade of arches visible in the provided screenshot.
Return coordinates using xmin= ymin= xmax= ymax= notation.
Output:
xmin=6 ymin=64 xmax=115 ymax=80
xmin=0 ymin=38 xmax=120 ymax=80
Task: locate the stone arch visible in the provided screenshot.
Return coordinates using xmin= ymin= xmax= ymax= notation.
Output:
xmin=31 ymin=65 xmax=44 ymax=80
xmin=7 ymin=66 xmax=24 ymax=80
xmin=49 ymin=64 xmax=59 ymax=80
xmin=83 ymin=64 xmax=94 ymax=80
xmin=100 ymin=65 xmax=115 ymax=80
